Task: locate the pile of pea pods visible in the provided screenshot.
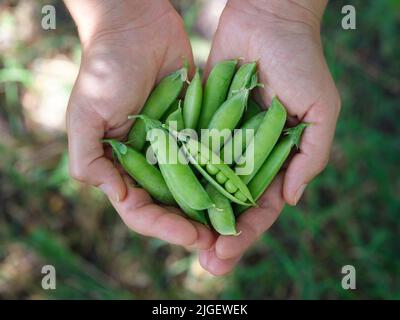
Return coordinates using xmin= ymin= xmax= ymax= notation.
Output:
xmin=104 ymin=60 xmax=306 ymax=235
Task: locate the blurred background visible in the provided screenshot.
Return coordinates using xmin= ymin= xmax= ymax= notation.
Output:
xmin=0 ymin=0 xmax=399 ymax=299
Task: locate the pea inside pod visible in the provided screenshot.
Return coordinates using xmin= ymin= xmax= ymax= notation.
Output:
xmin=177 ymin=134 xmax=256 ymax=206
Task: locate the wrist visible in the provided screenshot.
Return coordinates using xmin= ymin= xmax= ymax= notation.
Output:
xmin=227 ymin=0 xmax=327 ymax=32
xmin=64 ymin=0 xmax=173 ymax=46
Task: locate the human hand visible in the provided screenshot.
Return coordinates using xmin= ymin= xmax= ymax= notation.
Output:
xmin=65 ymin=0 xmax=215 ymax=250
xmin=200 ymin=0 xmax=341 ymax=275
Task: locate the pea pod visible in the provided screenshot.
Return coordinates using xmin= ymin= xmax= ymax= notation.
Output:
xmin=138 ymin=116 xmax=214 ymax=213
xmin=165 ymin=101 xmax=184 ymax=131
xmin=104 ymin=139 xmax=175 ymax=205
xmin=128 ymin=66 xmax=187 ymax=151
xmin=227 ymin=62 xmax=257 ymax=98
xmin=206 ymin=89 xmax=250 ymax=152
xmin=183 ymin=68 xmax=202 ymax=129
xmin=220 ymin=111 xmax=266 ymax=165
xmin=206 ymin=184 xmax=237 ymax=236
xmin=161 ymin=99 xmax=179 ymax=123
xmin=242 ymin=99 xmax=262 ymax=122
xmin=179 ymin=136 xmax=256 ymax=206
xmin=235 ymin=123 xmax=307 ymax=214
xmin=197 ymin=59 xmax=237 ymax=129
xmin=235 ymin=97 xmax=287 ymax=184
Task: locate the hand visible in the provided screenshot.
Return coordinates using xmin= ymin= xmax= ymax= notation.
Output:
xmin=200 ymin=0 xmax=341 ymax=275
xmin=65 ymin=0 xmax=215 ymax=250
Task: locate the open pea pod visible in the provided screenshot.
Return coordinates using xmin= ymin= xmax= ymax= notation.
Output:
xmin=180 ymin=137 xmax=256 ymax=207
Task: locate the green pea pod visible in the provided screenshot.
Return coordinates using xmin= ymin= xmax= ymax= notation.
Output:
xmin=128 ymin=66 xmax=188 ymax=151
xmin=236 ymin=97 xmax=287 ymax=184
xmin=221 ymin=111 xmax=266 ymax=165
xmin=227 ymin=62 xmax=257 ymax=99
xmin=161 ymin=99 xmax=179 ymax=123
xmin=197 ymin=59 xmax=237 ymax=129
xmin=242 ymin=99 xmax=262 ymax=122
xmin=180 ymin=137 xmax=256 ymax=206
xmin=235 ymin=123 xmax=307 ymax=215
xmin=165 ymin=101 xmax=185 ymax=131
xmin=104 ymin=139 xmax=175 ymax=205
xmin=183 ymin=68 xmax=202 ymax=129
xmin=140 ymin=117 xmax=213 ymax=212
xmin=206 ymin=89 xmax=250 ymax=153
xmin=206 ymin=184 xmax=237 ymax=236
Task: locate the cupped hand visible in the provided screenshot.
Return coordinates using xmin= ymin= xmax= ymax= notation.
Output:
xmin=66 ymin=0 xmax=215 ymax=250
xmin=200 ymin=0 xmax=341 ymax=275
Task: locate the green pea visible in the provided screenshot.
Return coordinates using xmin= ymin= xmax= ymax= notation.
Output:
xmin=216 ymin=172 xmax=228 ymax=184
xmin=128 ymin=66 xmax=187 ymax=151
xmin=236 ymin=97 xmax=287 ymax=184
xmin=227 ymin=62 xmax=257 ymax=99
xmin=235 ymin=123 xmax=307 ymax=215
xmin=206 ymin=184 xmax=237 ymax=236
xmin=225 ymin=180 xmax=238 ymax=194
xmin=234 ymin=190 xmax=247 ymax=203
xmin=104 ymin=139 xmax=175 ymax=205
xmin=197 ymin=59 xmax=237 ymax=129
xmin=206 ymin=164 xmax=219 ymax=176
xmin=183 ymin=68 xmax=202 ymax=129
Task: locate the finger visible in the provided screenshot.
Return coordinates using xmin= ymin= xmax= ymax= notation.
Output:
xmin=67 ymin=101 xmax=126 ymax=202
xmin=283 ymin=96 xmax=340 ymax=205
xmin=215 ymin=173 xmax=285 ymax=260
xmin=110 ymin=176 xmax=203 ymax=247
xmin=199 ymin=249 xmax=242 ymax=276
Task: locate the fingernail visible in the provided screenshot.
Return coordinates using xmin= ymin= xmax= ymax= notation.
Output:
xmin=294 ymin=184 xmax=307 ymax=205
xmin=99 ymin=184 xmax=119 ymax=202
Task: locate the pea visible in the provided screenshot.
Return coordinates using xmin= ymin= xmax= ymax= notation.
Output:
xmin=206 ymin=164 xmax=219 ymax=176
xmin=225 ymin=180 xmax=238 ymax=194
xmin=216 ymin=172 xmax=228 ymax=184
xmin=234 ymin=190 xmax=247 ymax=203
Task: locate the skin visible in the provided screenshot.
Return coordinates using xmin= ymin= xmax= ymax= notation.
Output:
xmin=199 ymin=0 xmax=340 ymax=275
xmin=65 ymin=0 xmax=340 ymax=276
